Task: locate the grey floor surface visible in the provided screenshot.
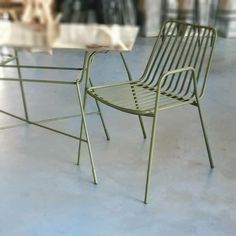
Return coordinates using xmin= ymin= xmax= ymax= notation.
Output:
xmin=0 ymin=37 xmax=235 ymax=236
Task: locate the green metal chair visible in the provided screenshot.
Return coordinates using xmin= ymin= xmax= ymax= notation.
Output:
xmin=82 ymin=20 xmax=217 ymax=203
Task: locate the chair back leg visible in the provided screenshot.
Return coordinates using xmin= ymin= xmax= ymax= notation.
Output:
xmin=120 ymin=52 xmax=147 ymax=139
xmin=144 ymin=112 xmax=159 ymax=204
xmin=77 ymin=52 xmax=110 ymax=165
xmin=192 ymin=73 xmax=214 ymax=169
xmin=89 ymin=80 xmax=110 ymax=141
xmin=76 ymin=81 xmax=98 ymax=184
xmin=195 ymin=101 xmax=214 ymax=168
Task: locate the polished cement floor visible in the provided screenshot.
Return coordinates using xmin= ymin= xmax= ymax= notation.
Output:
xmin=0 ymin=37 xmax=235 ymax=236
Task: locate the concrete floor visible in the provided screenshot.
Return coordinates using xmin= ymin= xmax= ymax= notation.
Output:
xmin=0 ymin=37 xmax=235 ymax=236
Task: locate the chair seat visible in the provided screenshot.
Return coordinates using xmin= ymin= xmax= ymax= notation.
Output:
xmin=88 ymin=81 xmax=194 ymax=117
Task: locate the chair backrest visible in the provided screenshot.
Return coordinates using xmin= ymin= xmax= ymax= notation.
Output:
xmin=140 ymin=20 xmax=217 ymax=99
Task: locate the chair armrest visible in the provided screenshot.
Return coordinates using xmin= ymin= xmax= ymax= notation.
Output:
xmin=150 ymin=67 xmax=199 ymax=112
xmin=159 ymin=67 xmax=196 ymax=85
xmin=156 ymin=66 xmax=198 ymax=93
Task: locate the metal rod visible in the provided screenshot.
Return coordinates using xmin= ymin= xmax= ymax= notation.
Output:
xmin=171 ymin=27 xmax=205 ymax=94
xmin=89 ymin=79 xmax=110 ymax=141
xmin=150 ymin=24 xmax=181 ymax=85
xmin=144 ymin=84 xmax=161 ymax=204
xmin=143 ymin=22 xmax=175 ymax=84
xmin=76 ymin=80 xmax=98 ymax=184
xmin=77 ymin=52 xmax=96 ymax=165
xmin=0 ymin=78 xmax=76 ymax=85
xmin=0 ymin=109 xmax=87 ymax=142
xmin=120 ymin=52 xmax=147 ymax=139
xmin=15 ymin=49 xmax=29 ymax=121
xmin=141 ymin=21 xmax=173 ymax=82
xmin=161 ymin=25 xmax=193 ymax=89
xmin=199 ymin=28 xmax=217 ymax=98
xmin=30 ymin=121 xmax=87 ymax=142
xmin=0 ymin=64 xmax=83 ymax=71
xmin=0 ymin=112 xmax=98 ymax=130
xmin=77 ymin=52 xmax=90 ymax=165
xmin=164 ymin=26 xmax=196 ymax=91
xmin=34 ymin=112 xmax=98 ymax=124
xmin=192 ymin=71 xmax=214 ymax=168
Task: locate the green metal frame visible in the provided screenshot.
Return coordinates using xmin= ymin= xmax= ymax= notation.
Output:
xmin=0 ymin=50 xmax=111 ymax=184
xmin=76 ymin=52 xmax=110 ymax=167
xmin=84 ymin=20 xmax=217 ymax=203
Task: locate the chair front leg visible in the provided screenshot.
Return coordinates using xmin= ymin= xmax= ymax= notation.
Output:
xmin=89 ymin=79 xmax=110 ymax=141
xmin=76 ymin=80 xmax=98 ymax=184
xmin=77 ymin=52 xmax=95 ymax=166
xmin=77 ymin=51 xmax=110 ymax=166
xmin=138 ymin=115 xmax=147 ymax=139
xmin=144 ymin=87 xmax=161 ymax=204
xmin=76 ymin=53 xmax=89 ymax=166
xmin=77 ymin=87 xmax=88 ymax=166
xmin=144 ymin=113 xmax=159 ymax=204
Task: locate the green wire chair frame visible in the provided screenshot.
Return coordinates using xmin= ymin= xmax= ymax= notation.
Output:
xmin=84 ymin=20 xmax=217 ymax=203
xmin=76 ymin=51 xmax=148 ymax=166
xmin=0 ymin=49 xmax=112 ymax=184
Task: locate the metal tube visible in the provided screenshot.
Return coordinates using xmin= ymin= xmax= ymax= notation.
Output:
xmin=120 ymin=52 xmax=147 ymax=139
xmin=76 ymin=80 xmax=98 ymax=184
xmin=0 ymin=109 xmax=88 ymax=142
xmin=0 ymin=78 xmax=76 ymax=85
xmin=15 ymin=49 xmax=29 ymax=121
xmin=0 ymin=64 xmax=83 ymax=71
xmin=89 ymin=79 xmax=110 ymax=141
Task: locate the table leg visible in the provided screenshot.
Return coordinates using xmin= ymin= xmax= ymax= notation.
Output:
xmin=15 ymin=49 xmax=29 ymax=122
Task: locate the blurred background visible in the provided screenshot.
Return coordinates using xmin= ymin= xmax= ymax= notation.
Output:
xmin=57 ymin=0 xmax=236 ymax=38
xmin=0 ymin=0 xmax=236 ymax=37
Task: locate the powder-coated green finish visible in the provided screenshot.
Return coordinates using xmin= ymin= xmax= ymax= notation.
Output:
xmin=85 ymin=20 xmax=217 ymax=203
xmin=0 ymin=50 xmax=109 ymax=184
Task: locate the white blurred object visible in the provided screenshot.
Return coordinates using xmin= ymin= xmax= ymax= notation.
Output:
xmin=0 ymin=22 xmax=139 ymax=51
xmin=53 ymin=24 xmax=139 ymax=51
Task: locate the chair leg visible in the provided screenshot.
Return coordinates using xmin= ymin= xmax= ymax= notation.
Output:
xmin=77 ymin=53 xmax=110 ymax=166
xmin=77 ymin=89 xmax=87 ymax=166
xmin=120 ymin=53 xmax=147 ymax=139
xmin=195 ymin=101 xmax=214 ymax=168
xmin=77 ymin=52 xmax=91 ymax=166
xmin=89 ymin=80 xmax=110 ymax=141
xmin=94 ymin=99 xmax=110 ymax=141
xmin=144 ymin=114 xmax=159 ymax=204
xmin=138 ymin=115 xmax=147 ymax=139
xmin=15 ymin=49 xmax=29 ymax=122
xmin=76 ymin=81 xmax=97 ymax=184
